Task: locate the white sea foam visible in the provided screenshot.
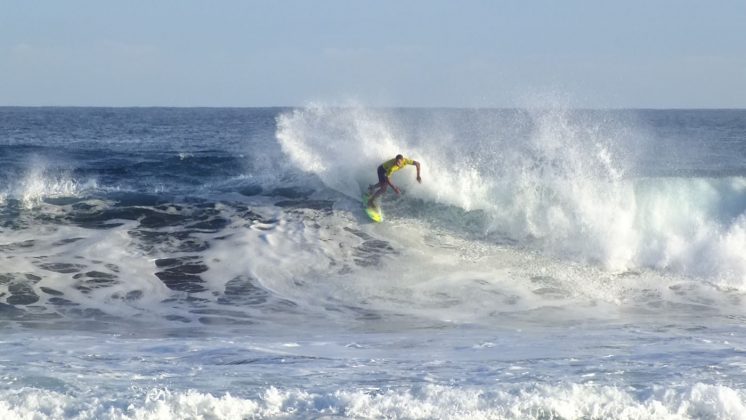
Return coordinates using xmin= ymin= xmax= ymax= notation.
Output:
xmin=275 ymin=105 xmax=746 ymax=286
xmin=1 ymin=383 xmax=744 ymax=419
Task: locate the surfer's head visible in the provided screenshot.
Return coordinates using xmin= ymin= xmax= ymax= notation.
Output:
xmin=395 ymin=154 xmax=404 ymax=167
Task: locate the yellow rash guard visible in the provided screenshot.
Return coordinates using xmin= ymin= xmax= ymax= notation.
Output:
xmin=381 ymin=157 xmax=414 ymax=177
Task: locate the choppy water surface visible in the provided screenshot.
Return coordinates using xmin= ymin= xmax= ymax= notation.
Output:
xmin=1 ymin=107 xmax=745 ymax=418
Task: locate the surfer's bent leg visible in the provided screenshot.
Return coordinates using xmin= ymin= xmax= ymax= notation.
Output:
xmin=369 ymin=166 xmax=389 ymax=204
xmin=370 ymin=179 xmax=388 ymax=205
xmin=369 ymin=165 xmax=387 ymax=194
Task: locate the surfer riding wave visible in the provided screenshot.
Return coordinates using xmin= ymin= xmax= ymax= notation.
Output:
xmin=367 ymin=154 xmax=422 ymax=207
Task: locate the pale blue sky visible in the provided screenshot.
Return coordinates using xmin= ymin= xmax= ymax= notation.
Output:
xmin=2 ymin=0 xmax=745 ymax=108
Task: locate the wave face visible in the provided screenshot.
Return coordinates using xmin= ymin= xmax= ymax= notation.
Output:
xmin=2 ymin=107 xmax=746 ymax=419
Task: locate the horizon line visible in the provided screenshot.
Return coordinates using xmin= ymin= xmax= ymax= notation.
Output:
xmin=1 ymin=105 xmax=745 ymax=111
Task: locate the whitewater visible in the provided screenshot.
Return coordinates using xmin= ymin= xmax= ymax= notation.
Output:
xmin=0 ymin=106 xmax=745 ymax=419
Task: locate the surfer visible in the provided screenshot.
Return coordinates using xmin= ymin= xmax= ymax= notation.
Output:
xmin=367 ymin=154 xmax=421 ymax=206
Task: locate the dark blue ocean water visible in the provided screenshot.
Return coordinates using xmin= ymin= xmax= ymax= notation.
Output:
xmin=0 ymin=107 xmax=745 ymax=418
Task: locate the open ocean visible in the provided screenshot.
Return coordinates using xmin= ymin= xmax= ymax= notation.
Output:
xmin=0 ymin=106 xmax=745 ymax=419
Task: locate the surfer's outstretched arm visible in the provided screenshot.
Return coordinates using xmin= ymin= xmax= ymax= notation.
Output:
xmin=414 ymin=160 xmax=421 ymax=183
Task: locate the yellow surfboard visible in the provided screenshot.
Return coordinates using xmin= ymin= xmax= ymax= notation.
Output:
xmin=362 ymin=193 xmax=383 ymax=222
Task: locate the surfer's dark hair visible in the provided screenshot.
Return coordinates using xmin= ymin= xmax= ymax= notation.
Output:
xmin=395 ymin=154 xmax=404 ymax=161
